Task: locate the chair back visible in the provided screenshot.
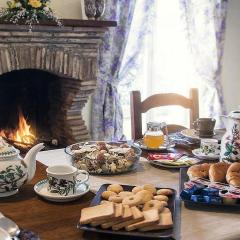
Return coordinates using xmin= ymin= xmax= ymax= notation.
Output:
xmin=130 ymin=88 xmax=199 ymax=140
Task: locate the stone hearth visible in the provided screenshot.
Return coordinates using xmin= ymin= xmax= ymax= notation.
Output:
xmin=0 ymin=20 xmax=116 ymax=145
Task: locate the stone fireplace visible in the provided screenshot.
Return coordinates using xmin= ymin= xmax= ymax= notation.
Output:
xmin=0 ymin=20 xmax=116 ymax=147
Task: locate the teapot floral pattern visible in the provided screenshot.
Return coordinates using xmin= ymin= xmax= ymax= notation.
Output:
xmin=223 ymin=124 xmax=240 ymax=162
xmin=0 ymin=165 xmax=27 ymax=193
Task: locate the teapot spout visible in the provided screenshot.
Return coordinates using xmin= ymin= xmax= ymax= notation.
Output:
xmin=23 ymin=143 xmax=45 ymax=182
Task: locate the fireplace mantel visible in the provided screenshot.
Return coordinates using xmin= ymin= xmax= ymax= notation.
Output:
xmin=0 ymin=19 xmax=116 ymax=143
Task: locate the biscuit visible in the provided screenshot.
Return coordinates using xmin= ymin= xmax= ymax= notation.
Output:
xmin=107 ymin=184 xmax=124 ymax=194
xmin=143 ymin=200 xmax=165 ymax=212
xmin=139 ymin=208 xmax=173 ymax=231
xmin=112 ymin=206 xmax=144 ymax=231
xmin=100 ymin=200 xmax=111 ymax=205
xmin=109 ymin=195 xmax=123 ymax=203
xmin=118 ymin=191 xmax=134 ymax=198
xmin=125 ymin=209 xmax=159 ymax=231
xmin=154 ymin=195 xmax=169 ymax=202
xmin=143 ymin=184 xmax=157 ymax=195
xmin=101 ymin=190 xmax=117 ymax=200
xmin=136 ymin=190 xmax=153 ymax=204
xmin=79 ymin=202 xmax=115 ymax=224
xmin=101 ymin=204 xmax=124 ymax=229
xmin=103 ymin=205 xmax=133 ymax=229
xmin=132 ymin=186 xmax=143 ymax=194
xmin=122 ymin=195 xmax=142 ymax=207
xmin=157 ymin=189 xmax=173 ymax=196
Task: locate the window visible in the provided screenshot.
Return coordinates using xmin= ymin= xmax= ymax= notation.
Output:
xmin=119 ymin=0 xmax=201 ymax=139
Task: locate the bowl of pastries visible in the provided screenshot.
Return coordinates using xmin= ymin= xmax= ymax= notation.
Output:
xmin=180 ymin=162 xmax=240 ymax=206
xmin=78 ymin=183 xmax=176 ymax=238
xmin=65 ymin=141 xmax=141 ymax=175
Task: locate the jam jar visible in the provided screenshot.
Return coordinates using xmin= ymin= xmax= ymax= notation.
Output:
xmin=143 ymin=122 xmax=166 ymax=148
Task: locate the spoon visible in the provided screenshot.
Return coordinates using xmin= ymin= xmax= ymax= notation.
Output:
xmin=0 ymin=212 xmax=20 ymax=238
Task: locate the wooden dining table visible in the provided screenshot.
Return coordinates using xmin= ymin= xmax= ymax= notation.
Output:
xmin=1 ymin=145 xmax=240 ymax=240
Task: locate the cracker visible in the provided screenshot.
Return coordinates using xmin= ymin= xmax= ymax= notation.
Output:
xmin=139 ymin=209 xmax=173 ymax=231
xmin=112 ymin=206 xmax=144 ymax=231
xmin=79 ymin=202 xmax=115 ymax=224
xmin=125 ymin=209 xmax=159 ymax=231
xmin=91 ymin=203 xmax=123 ymax=227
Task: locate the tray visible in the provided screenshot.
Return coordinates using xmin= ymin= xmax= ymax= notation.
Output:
xmin=179 ymin=168 xmax=240 ymax=208
xmin=78 ymin=184 xmax=177 ymax=239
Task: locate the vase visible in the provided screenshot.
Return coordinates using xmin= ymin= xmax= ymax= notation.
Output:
xmin=95 ymin=0 xmax=105 ymax=20
xmin=84 ymin=0 xmax=96 ymax=20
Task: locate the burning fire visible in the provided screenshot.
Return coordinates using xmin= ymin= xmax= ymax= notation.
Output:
xmin=0 ymin=110 xmax=36 ymax=145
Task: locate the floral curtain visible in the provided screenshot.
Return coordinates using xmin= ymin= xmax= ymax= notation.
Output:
xmin=180 ymin=0 xmax=228 ymax=127
xmin=91 ymin=0 xmax=136 ymax=141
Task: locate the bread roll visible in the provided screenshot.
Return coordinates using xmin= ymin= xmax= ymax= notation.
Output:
xmin=209 ymin=162 xmax=230 ymax=182
xmin=226 ymin=162 xmax=240 ymax=187
xmin=187 ymin=163 xmax=211 ymax=179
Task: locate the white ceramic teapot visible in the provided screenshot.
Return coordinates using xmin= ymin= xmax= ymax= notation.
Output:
xmin=220 ymin=110 xmax=240 ymax=163
xmin=0 ymin=138 xmax=44 ymax=197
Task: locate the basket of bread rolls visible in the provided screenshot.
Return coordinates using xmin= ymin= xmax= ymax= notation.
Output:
xmin=180 ymin=162 xmax=240 ymax=206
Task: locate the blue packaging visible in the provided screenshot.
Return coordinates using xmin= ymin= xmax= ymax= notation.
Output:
xmin=202 ymin=188 xmax=219 ymax=196
xmin=204 ymin=196 xmax=222 ymax=204
xmin=191 ymin=195 xmax=205 ymax=202
xmin=180 ymin=190 xmax=192 ymax=200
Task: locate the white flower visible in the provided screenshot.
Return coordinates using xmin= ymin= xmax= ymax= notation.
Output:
xmin=43 ymin=7 xmax=50 ymax=12
xmin=15 ymin=2 xmax=22 ymax=7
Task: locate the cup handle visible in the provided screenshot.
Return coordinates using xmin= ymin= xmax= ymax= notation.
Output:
xmin=76 ymin=170 xmax=89 ymax=184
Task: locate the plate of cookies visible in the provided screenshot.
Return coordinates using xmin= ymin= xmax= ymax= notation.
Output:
xmin=78 ymin=183 xmax=177 ymax=238
xmin=180 ymin=163 xmax=240 ymax=208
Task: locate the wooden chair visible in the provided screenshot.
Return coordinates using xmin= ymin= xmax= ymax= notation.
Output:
xmin=130 ymin=88 xmax=199 ymax=140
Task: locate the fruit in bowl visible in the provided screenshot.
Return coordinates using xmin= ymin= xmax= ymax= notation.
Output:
xmin=65 ymin=141 xmax=141 ymax=175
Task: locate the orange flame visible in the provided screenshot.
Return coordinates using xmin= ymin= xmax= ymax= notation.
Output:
xmin=0 ymin=110 xmax=36 ymax=145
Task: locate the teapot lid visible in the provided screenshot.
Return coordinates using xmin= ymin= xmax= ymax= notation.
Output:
xmin=0 ymin=137 xmax=19 ymax=158
xmin=229 ymin=110 xmax=240 ymax=119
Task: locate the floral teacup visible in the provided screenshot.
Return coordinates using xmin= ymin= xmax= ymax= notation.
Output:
xmin=200 ymin=139 xmax=219 ymax=155
xmin=46 ymin=165 xmax=89 ymax=196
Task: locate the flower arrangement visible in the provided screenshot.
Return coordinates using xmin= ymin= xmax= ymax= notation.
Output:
xmin=0 ymin=0 xmax=62 ymax=30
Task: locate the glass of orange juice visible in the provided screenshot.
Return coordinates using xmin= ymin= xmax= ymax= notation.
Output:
xmin=143 ymin=122 xmax=167 ymax=148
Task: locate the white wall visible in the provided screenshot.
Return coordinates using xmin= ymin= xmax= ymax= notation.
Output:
xmin=222 ymin=0 xmax=240 ymax=112
xmin=0 ymin=0 xmax=84 ymax=19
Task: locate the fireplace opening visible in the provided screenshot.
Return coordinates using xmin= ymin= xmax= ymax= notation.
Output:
xmin=0 ymin=69 xmax=88 ymax=150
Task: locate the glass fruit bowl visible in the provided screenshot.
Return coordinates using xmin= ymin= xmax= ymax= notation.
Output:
xmin=65 ymin=141 xmax=142 ymax=175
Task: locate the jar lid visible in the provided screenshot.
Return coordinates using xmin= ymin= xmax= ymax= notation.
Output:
xmin=146 ymin=122 xmax=164 ymax=131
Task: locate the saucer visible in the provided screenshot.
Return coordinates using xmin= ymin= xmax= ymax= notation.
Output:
xmin=34 ymin=179 xmax=90 ymax=202
xmin=192 ymin=148 xmax=220 ymax=160
xmin=135 ymin=139 xmax=175 ymax=151
xmin=180 ymin=129 xmax=224 ymax=141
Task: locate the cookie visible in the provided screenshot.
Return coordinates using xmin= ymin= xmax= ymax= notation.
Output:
xmin=101 ymin=190 xmax=117 ymax=200
xmin=112 ymin=206 xmax=144 ymax=231
xmin=107 ymin=184 xmax=124 ymax=194
xmin=125 ymin=209 xmax=159 ymax=231
xmin=139 ymin=208 xmax=173 ymax=231
xmin=132 ymin=186 xmax=143 ymax=194
xmin=143 ymin=200 xmax=165 ymax=212
xmin=143 ymin=184 xmax=157 ymax=195
xmin=119 ymin=191 xmax=134 ymax=198
xmin=157 ymin=189 xmax=173 ymax=196
xmin=100 ymin=200 xmax=111 ymax=205
xmin=122 ymin=195 xmax=142 ymax=207
xmin=79 ymin=202 xmax=115 ymax=224
xmin=109 ymin=195 xmax=123 ymax=203
xmin=154 ymin=195 xmax=169 ymax=202
xmin=136 ymin=190 xmax=153 ymax=204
